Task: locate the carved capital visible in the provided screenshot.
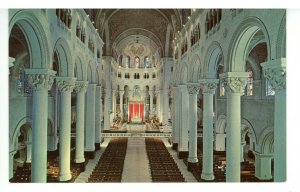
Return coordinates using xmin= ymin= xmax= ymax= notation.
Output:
xmin=25 ymin=69 xmax=56 ymax=91
xmin=263 ymin=67 xmax=286 ymax=91
xmin=187 ymin=83 xmax=200 ymax=95
xmin=200 ymin=79 xmax=219 ymax=94
xmin=74 ymin=81 xmax=88 ymax=93
xmin=261 ymin=58 xmax=286 ymax=91
xmin=220 ymin=72 xmax=248 ymax=94
xmin=56 ymin=77 xmax=76 ymax=93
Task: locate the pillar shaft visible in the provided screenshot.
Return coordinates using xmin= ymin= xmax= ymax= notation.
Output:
xmin=200 ymin=79 xmax=218 ymax=180
xmin=173 ymin=87 xmax=180 ymax=145
xmin=178 ymin=85 xmax=189 ymax=154
xmin=85 ymin=84 xmax=96 ymax=151
xmin=221 ymin=72 xmax=248 ymax=182
xmin=261 ymin=58 xmax=286 ymax=182
xmin=254 ymin=152 xmax=273 ymax=180
xmin=104 ymin=89 xmax=110 ymax=130
xmin=187 ymin=83 xmax=200 ymax=164
xmin=95 ymin=85 xmax=102 ymax=145
xmin=120 ymin=91 xmax=124 ymax=118
xmin=9 ymin=151 xmax=17 ymax=179
xmin=26 ymin=142 xmax=32 ymax=163
xmin=25 ymin=69 xmax=56 ymax=183
xmin=112 ymin=90 xmax=116 ymax=118
xmin=162 ymin=89 xmax=169 ymax=125
xmin=56 ymin=77 xmax=76 ymax=181
xmin=74 ymin=81 xmax=88 ymax=163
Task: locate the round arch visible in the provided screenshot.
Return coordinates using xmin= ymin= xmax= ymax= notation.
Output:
xmin=227 ymin=17 xmax=271 ymax=72
xmin=257 ymin=126 xmax=274 ymax=154
xmin=87 ymin=61 xmax=97 ymax=83
xmin=189 ymin=54 xmax=201 ymax=83
xmin=241 ymin=118 xmax=258 ymax=150
xmin=276 ymin=14 xmax=286 ymax=58
xmin=204 ymin=41 xmax=223 ymax=78
xmin=9 ymin=10 xmax=50 ymax=69
xmin=10 ymin=116 xmax=32 ymax=151
xmin=74 ymin=56 xmax=86 ymax=81
xmin=215 ymin=115 xmax=226 ymax=134
xmin=53 ymin=38 xmax=73 ymax=77
xmin=180 ymin=63 xmax=188 ymax=84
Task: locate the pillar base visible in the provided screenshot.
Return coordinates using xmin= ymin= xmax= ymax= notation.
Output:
xmin=74 ymin=157 xmax=85 ymax=164
xmin=187 ymin=162 xmax=198 ymax=172
xmin=201 ymin=172 xmax=215 ymax=181
xmin=73 ymin=161 xmax=87 ymax=172
xmin=95 ymin=143 xmax=101 ymax=150
xmin=178 ymin=151 xmax=188 ymax=159
xmin=84 ymin=151 xmax=95 ymax=159
xmin=172 ymin=143 xmax=178 ymax=151
xmin=58 ymin=173 xmax=72 ymax=182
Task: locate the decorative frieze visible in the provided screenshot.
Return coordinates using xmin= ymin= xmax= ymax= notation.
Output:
xmin=56 ymin=77 xmax=76 ymax=92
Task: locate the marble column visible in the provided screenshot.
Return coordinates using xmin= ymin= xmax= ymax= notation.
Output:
xmin=261 ymin=58 xmax=286 ymax=182
xmin=26 ymin=141 xmax=32 ymax=163
xmin=200 ymin=79 xmax=218 ymax=180
xmin=25 ymin=69 xmax=56 ymax=183
xmin=150 ymin=90 xmax=154 ymax=115
xmin=254 ymin=152 xmax=273 ymax=180
xmin=162 ymin=89 xmax=169 ymax=125
xmin=112 ymin=89 xmax=116 ymax=118
xmin=220 ymin=72 xmax=248 ymax=182
xmin=240 ymin=141 xmax=246 ymax=162
xmin=156 ymin=90 xmax=160 ymax=119
xmin=172 ymin=86 xmax=180 ymax=150
xmin=74 ymin=81 xmax=88 ymax=164
xmin=178 ymin=84 xmax=189 ymax=159
xmin=85 ymin=84 xmax=96 ymax=158
xmin=56 ymin=77 xmax=76 ymax=181
xmin=187 ymin=83 xmax=200 ymax=171
xmin=9 ymin=151 xmax=17 ymax=179
xmin=95 ymin=85 xmax=102 ymax=150
xmin=214 ymin=133 xmax=226 ymax=151
xmin=119 ymin=90 xmax=125 ymax=118
xmin=104 ymin=89 xmax=110 ymax=130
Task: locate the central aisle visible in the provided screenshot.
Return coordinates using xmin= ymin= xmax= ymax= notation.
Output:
xmin=121 ymin=138 xmax=152 ymax=182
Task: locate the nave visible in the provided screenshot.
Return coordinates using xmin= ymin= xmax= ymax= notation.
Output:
xmin=11 ymin=137 xmax=272 ymax=183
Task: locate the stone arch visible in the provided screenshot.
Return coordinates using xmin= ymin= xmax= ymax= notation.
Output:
xmin=204 ymin=41 xmax=223 ymax=78
xmin=10 ymin=116 xmax=32 ymax=151
xmin=241 ymin=118 xmax=258 ymax=150
xmin=96 ymin=68 xmax=101 ymax=85
xmin=189 ymin=54 xmax=201 ymax=83
xmin=180 ymin=63 xmax=188 ymax=84
xmin=215 ymin=115 xmax=226 ymax=134
xmin=9 ymin=10 xmax=50 ymax=69
xmin=53 ymin=38 xmax=73 ymax=77
xmin=276 ymin=14 xmax=286 ymax=58
xmin=257 ymin=126 xmax=274 ymax=154
xmin=74 ymin=56 xmax=86 ymax=81
xmin=227 ymin=17 xmax=271 ymax=72
xmin=87 ymin=61 xmax=97 ymax=83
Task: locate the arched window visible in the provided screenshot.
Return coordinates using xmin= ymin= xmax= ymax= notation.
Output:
xmin=217 ymin=64 xmax=225 ymax=96
xmin=119 ymin=55 xmax=123 ymax=67
xmin=266 ymin=79 xmax=275 ymax=96
xmin=144 ymin=56 xmax=150 ymax=67
xmin=126 ymin=56 xmax=130 ymax=68
xmin=134 ymin=56 xmax=140 ymax=68
xmin=246 ymin=69 xmax=254 ymax=96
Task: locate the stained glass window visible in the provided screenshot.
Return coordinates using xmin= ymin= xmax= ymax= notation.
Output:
xmin=246 ymin=69 xmax=253 ymax=96
xmin=266 ymin=79 xmax=275 ymax=96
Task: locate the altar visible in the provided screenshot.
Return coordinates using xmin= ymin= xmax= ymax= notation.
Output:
xmin=131 ymin=116 xmax=142 ymax=123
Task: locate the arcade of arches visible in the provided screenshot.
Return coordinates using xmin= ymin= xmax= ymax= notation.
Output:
xmin=8 ymin=9 xmax=286 ymax=183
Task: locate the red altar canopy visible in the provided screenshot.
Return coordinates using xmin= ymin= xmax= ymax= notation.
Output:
xmin=129 ymin=103 xmax=144 ymax=122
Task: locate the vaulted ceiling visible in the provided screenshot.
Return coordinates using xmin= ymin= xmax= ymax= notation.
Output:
xmin=85 ymin=9 xmax=190 ymax=58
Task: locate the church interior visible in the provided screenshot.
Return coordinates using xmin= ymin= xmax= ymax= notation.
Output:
xmin=7 ymin=8 xmax=286 ymax=184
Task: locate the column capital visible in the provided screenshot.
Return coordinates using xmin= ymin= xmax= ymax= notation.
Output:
xmin=119 ymin=90 xmax=125 ymax=95
xmin=74 ymin=81 xmax=88 ymax=93
xmin=187 ymin=83 xmax=200 ymax=95
xmin=25 ymin=69 xmax=56 ymax=91
xmin=56 ymin=77 xmax=76 ymax=93
xmin=220 ymin=72 xmax=248 ymax=94
xmin=261 ymin=58 xmax=286 ymax=91
xmin=199 ymin=79 xmax=219 ymax=94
